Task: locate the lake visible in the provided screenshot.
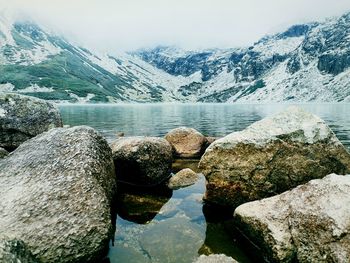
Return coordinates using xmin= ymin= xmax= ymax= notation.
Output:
xmin=59 ymin=103 xmax=350 ymax=263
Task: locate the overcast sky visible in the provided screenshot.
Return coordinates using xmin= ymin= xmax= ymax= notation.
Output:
xmin=2 ymin=0 xmax=350 ymax=52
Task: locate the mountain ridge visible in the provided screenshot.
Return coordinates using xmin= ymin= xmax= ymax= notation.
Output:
xmin=0 ymin=12 xmax=350 ymax=102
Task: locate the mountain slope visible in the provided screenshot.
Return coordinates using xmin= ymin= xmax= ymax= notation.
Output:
xmin=0 ymin=17 xmax=195 ymax=102
xmin=1 ymin=12 xmax=350 ymax=103
xmin=135 ymin=13 xmax=350 ymax=102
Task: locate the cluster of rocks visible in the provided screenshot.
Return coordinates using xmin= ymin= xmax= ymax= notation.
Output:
xmin=3 ymin=92 xmax=350 ymax=262
xmin=0 ymin=93 xmax=212 ymax=262
xmin=198 ymin=106 xmax=350 ymax=262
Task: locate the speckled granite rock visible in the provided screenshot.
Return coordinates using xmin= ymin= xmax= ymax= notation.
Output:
xmin=234 ymin=174 xmax=350 ymax=263
xmin=111 ymin=136 xmax=173 ymax=186
xmin=0 ymin=147 xmax=8 ymax=159
xmin=0 ymin=238 xmax=38 ymax=263
xmin=199 ymin=106 xmax=350 ymax=207
xmin=193 ymin=254 xmax=237 ymax=263
xmin=0 ymin=93 xmax=62 ymax=150
xmin=168 ymin=168 xmax=199 ymax=189
xmin=0 ymin=126 xmax=116 ymax=263
xmin=165 ymin=127 xmax=207 ymax=158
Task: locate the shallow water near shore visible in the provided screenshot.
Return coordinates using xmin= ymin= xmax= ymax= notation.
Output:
xmin=59 ymin=103 xmax=350 ymax=263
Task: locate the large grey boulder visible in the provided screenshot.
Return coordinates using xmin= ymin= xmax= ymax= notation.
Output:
xmin=234 ymin=174 xmax=350 ymax=263
xmin=0 ymin=126 xmax=116 ymax=263
xmin=0 ymin=93 xmax=63 ymax=150
xmin=199 ymin=106 xmax=350 ymax=207
xmin=111 ymin=136 xmax=173 ymax=186
xmin=0 ymin=238 xmax=38 ymax=263
xmin=165 ymin=127 xmax=207 ymax=158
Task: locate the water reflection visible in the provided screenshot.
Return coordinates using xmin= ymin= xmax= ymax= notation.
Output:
xmin=116 ymin=185 xmax=172 ymax=224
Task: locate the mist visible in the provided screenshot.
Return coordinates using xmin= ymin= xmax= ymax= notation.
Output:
xmin=2 ymin=0 xmax=350 ymax=52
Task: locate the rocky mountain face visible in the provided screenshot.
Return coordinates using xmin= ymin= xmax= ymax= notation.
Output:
xmin=136 ymin=12 xmax=350 ymax=102
xmin=0 ymin=12 xmax=350 ymax=103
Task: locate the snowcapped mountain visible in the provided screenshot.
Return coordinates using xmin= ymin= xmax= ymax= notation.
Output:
xmin=1 ymin=12 xmax=350 ymax=103
xmin=0 ymin=16 xmax=196 ymax=102
xmin=136 ymin=12 xmax=350 ymax=102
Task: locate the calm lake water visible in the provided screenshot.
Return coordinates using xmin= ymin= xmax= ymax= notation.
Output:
xmin=59 ymin=103 xmax=350 ymax=263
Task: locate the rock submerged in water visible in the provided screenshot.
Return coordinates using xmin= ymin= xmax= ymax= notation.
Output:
xmin=0 ymin=126 xmax=116 ymax=263
xmin=0 ymin=147 xmax=8 ymax=159
xmin=0 ymin=93 xmax=63 ymax=151
xmin=234 ymin=174 xmax=350 ymax=263
xmin=193 ymin=254 xmax=237 ymax=263
xmin=0 ymin=238 xmax=39 ymax=263
xmin=165 ymin=127 xmax=207 ymax=158
xmin=168 ymin=168 xmax=199 ymax=190
xmin=111 ymin=136 xmax=173 ymax=186
xmin=199 ymin=106 xmax=350 ymax=207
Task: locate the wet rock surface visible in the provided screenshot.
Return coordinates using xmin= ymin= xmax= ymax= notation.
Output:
xmin=0 ymin=126 xmax=116 ymax=263
xmin=0 ymin=93 xmax=62 ymax=150
xmin=168 ymin=168 xmax=200 ymax=190
xmin=0 ymin=238 xmax=38 ymax=263
xmin=165 ymin=127 xmax=207 ymax=158
xmin=111 ymin=136 xmax=173 ymax=186
xmin=234 ymin=174 xmax=350 ymax=263
xmin=0 ymin=147 xmax=8 ymax=159
xmin=199 ymin=106 xmax=350 ymax=207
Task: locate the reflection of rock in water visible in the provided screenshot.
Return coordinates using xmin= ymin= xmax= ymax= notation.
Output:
xmin=172 ymin=159 xmax=200 ymax=173
xmin=116 ymin=185 xmax=172 ymax=224
xmin=200 ymin=204 xmax=263 ymax=263
xmin=140 ymin=217 xmax=205 ymax=263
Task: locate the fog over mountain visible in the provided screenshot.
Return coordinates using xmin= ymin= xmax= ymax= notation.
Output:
xmin=1 ymin=0 xmax=350 ymax=52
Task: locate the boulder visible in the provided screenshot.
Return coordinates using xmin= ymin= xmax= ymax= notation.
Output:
xmin=111 ymin=136 xmax=173 ymax=186
xmin=234 ymin=174 xmax=350 ymax=263
xmin=199 ymin=106 xmax=350 ymax=207
xmin=0 ymin=147 xmax=8 ymax=159
xmin=165 ymin=127 xmax=207 ymax=158
xmin=0 ymin=238 xmax=38 ymax=263
xmin=193 ymin=254 xmax=237 ymax=263
xmin=0 ymin=93 xmax=63 ymax=150
xmin=168 ymin=168 xmax=199 ymax=190
xmin=0 ymin=126 xmax=116 ymax=263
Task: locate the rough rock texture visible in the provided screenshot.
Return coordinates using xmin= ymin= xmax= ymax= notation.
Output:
xmin=111 ymin=136 xmax=173 ymax=186
xmin=193 ymin=254 xmax=237 ymax=263
xmin=0 ymin=238 xmax=38 ymax=263
xmin=0 ymin=126 xmax=116 ymax=263
xmin=168 ymin=168 xmax=199 ymax=190
xmin=234 ymin=174 xmax=350 ymax=263
xmin=165 ymin=127 xmax=207 ymax=158
xmin=0 ymin=93 xmax=63 ymax=150
xmin=0 ymin=147 xmax=8 ymax=159
xmin=199 ymin=106 xmax=350 ymax=207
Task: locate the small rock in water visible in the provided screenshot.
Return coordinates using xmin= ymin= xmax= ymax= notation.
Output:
xmin=140 ymin=217 xmax=205 ymax=263
xmin=0 ymin=93 xmax=63 ymax=150
xmin=200 ymin=106 xmax=350 ymax=207
xmin=111 ymin=136 xmax=173 ymax=186
xmin=168 ymin=168 xmax=199 ymax=190
xmin=193 ymin=254 xmax=237 ymax=263
xmin=165 ymin=127 xmax=207 ymax=158
xmin=204 ymin=136 xmax=218 ymax=148
xmin=234 ymin=173 xmax=350 ymax=263
xmin=0 ymin=147 xmax=8 ymax=158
